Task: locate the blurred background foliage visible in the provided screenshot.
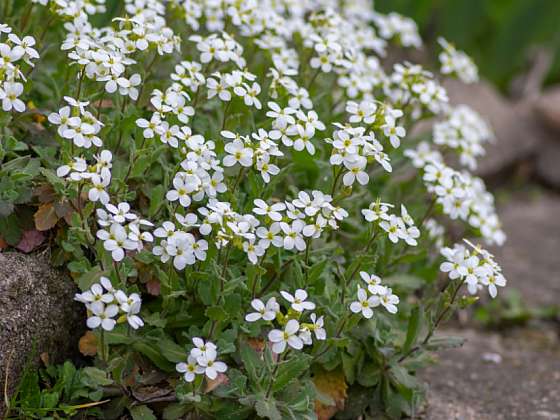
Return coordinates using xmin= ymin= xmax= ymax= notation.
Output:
xmin=375 ymin=0 xmax=560 ymax=92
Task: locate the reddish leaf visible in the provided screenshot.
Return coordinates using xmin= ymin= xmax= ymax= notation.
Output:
xmin=16 ymin=230 xmax=45 ymax=253
xmin=146 ymin=279 xmax=161 ymax=296
xmin=34 ymin=203 xmax=59 ymax=231
xmin=0 ymin=237 xmax=7 ymax=250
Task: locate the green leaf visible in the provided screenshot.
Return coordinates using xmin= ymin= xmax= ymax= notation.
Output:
xmin=162 ymin=403 xmax=189 ymax=420
xmin=272 ymin=354 xmax=311 ymax=392
xmin=130 ymin=405 xmax=157 ymax=420
xmin=357 ymin=362 xmax=381 ymax=387
xmin=402 ymin=307 xmax=422 ymax=354
xmin=158 ymin=338 xmax=186 ymax=363
xmin=133 ymin=341 xmax=175 ymax=371
xmin=255 ymin=398 xmax=282 ymax=420
xmin=206 ymin=305 xmax=229 ymax=322
xmin=239 ymin=341 xmax=264 ymax=385
xmin=425 ymin=335 xmax=466 ymax=351
xmin=81 ymin=367 xmax=114 ymax=387
xmin=389 ymin=365 xmax=419 ymax=390
xmin=0 ymin=213 xmax=22 ymax=245
xmin=306 ymin=259 xmax=328 ymax=284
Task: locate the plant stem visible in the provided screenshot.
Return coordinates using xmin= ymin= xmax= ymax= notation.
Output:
xmin=398 ymin=279 xmax=463 ymax=363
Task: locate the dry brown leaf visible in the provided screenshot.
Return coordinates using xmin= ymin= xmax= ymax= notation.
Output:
xmin=79 ymin=331 xmax=98 ymax=356
xmin=35 ymin=184 xmax=56 ymax=203
xmin=205 ymin=373 xmax=229 ymax=393
xmin=34 ymin=203 xmax=59 ymax=231
xmin=313 ymin=369 xmax=347 ymax=420
xmin=40 ymin=352 xmax=50 ymax=366
xmin=0 ymin=237 xmax=7 ymax=250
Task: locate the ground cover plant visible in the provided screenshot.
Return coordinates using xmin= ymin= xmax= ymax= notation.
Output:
xmin=0 ymin=0 xmax=507 ymax=418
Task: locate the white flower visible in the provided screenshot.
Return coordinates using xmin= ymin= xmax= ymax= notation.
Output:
xmin=310 ymin=313 xmax=326 ymax=340
xmin=96 ymin=223 xmax=136 ymax=262
xmin=197 ymin=350 xmax=228 ymax=380
xmin=0 ymin=82 xmax=25 ymax=112
xmin=378 ymin=288 xmax=399 ymax=314
xmin=106 ymin=202 xmax=136 ymax=224
xmin=86 ymin=303 xmax=119 ymax=331
xmin=74 ymin=282 xmax=113 ymax=305
xmin=280 ymin=220 xmax=306 ymax=251
xmin=190 ymin=337 xmax=217 ymax=359
xmin=223 ymin=139 xmax=253 ymax=167
xmin=280 ymin=289 xmax=316 ymax=312
xmin=350 ymin=288 xmax=379 ymax=319
xmin=252 ymin=199 xmax=285 ymax=221
xmin=268 ymin=319 xmax=303 ymax=354
xmin=245 ymin=297 xmax=279 ymax=322
xmin=481 ymin=272 xmax=506 ymax=298
xmin=359 ymin=271 xmax=385 ymax=295
xmin=176 ymin=355 xmax=204 ymax=382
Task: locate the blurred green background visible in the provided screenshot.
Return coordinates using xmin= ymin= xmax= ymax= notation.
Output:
xmin=375 ymin=0 xmax=560 ymax=92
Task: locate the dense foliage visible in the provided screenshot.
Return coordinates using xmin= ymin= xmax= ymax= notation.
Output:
xmin=1 ymin=0 xmax=507 ymax=418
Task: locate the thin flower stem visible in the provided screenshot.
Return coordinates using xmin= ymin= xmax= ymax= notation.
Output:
xmin=265 ymin=351 xmax=286 ymax=398
xmin=398 ymin=279 xmax=463 ymax=363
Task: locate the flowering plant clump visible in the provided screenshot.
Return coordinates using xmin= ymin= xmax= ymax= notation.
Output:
xmin=1 ymin=0 xmax=507 ymax=418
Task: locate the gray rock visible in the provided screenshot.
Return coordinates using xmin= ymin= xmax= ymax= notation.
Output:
xmin=536 ymin=141 xmax=560 ymax=189
xmin=0 ymin=252 xmax=84 ymax=415
xmin=490 ymin=192 xmax=560 ymax=307
xmin=535 ymin=86 xmax=560 ymax=133
xmin=422 ymin=327 xmax=560 ymax=420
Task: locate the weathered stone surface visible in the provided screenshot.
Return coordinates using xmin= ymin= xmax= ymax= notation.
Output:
xmin=535 ymin=86 xmax=560 ymax=133
xmin=443 ymin=79 xmax=548 ymax=177
xmin=490 ymin=192 xmax=560 ymax=307
xmin=422 ymin=327 xmax=560 ymax=420
xmin=536 ymin=142 xmax=560 ymax=189
xmin=0 ymin=252 xmax=84 ymax=414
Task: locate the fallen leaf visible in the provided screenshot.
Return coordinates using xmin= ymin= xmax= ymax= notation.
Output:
xmin=79 ymin=331 xmax=98 ymax=356
xmin=15 ymin=230 xmax=45 ymax=253
xmin=0 ymin=237 xmax=7 ymax=250
xmin=205 ymin=373 xmax=229 ymax=393
xmin=34 ymin=203 xmax=59 ymax=231
xmin=313 ymin=369 xmax=347 ymax=420
xmin=40 ymin=352 xmax=50 ymax=366
xmin=34 ymin=184 xmax=56 ymax=203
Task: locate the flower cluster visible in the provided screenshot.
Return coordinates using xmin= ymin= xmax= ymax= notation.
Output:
xmin=433 ymin=105 xmax=493 ymax=170
xmin=176 ymin=337 xmax=228 ymax=382
xmin=246 ymin=289 xmax=325 ymax=354
xmin=49 ymin=97 xmax=104 ymax=149
xmin=154 ymin=191 xmax=347 ymax=266
xmin=75 ymin=276 xmax=144 ymax=331
xmin=385 ymin=62 xmax=449 ymax=116
xmin=362 ymin=201 xmax=420 ymax=246
xmin=438 ymin=37 xmax=479 ymax=84
xmin=440 ymin=240 xmax=507 ymax=298
xmin=405 ymin=146 xmax=505 ymax=245
xmin=54 ymin=0 xmax=178 ymax=97
xmin=96 ymin=202 xmax=154 ymax=261
xmin=0 ymin=24 xmax=39 ymax=112
xmin=350 ymin=271 xmax=400 ymax=318
xmin=152 ymin=217 xmax=208 ymax=270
